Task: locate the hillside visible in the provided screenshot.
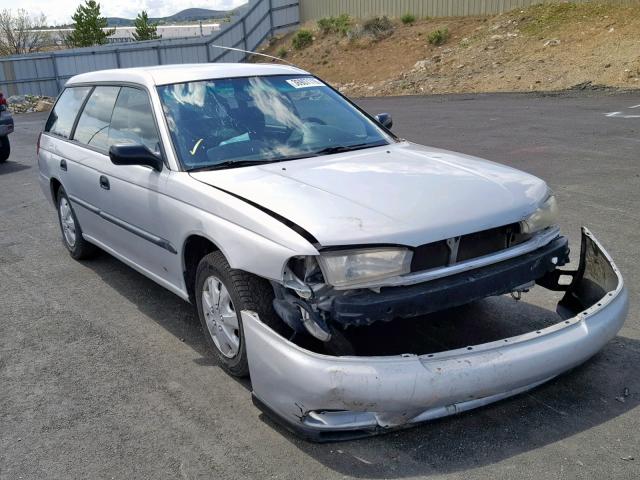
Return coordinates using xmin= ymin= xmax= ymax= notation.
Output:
xmin=107 ymin=7 xmax=235 ymax=27
xmin=255 ymin=3 xmax=640 ymax=96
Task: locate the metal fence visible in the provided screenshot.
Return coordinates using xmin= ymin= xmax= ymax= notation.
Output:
xmin=0 ymin=0 xmax=299 ymax=97
xmin=299 ymin=0 xmax=639 ymax=22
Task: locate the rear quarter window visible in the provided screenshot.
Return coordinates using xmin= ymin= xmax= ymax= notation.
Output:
xmin=45 ymin=86 xmax=92 ymax=139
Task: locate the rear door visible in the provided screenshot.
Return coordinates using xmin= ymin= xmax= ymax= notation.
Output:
xmin=61 ymin=86 xmax=121 ymax=241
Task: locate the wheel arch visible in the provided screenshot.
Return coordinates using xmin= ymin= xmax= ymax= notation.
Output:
xmin=182 ymin=234 xmax=222 ymax=303
xmin=50 ymin=177 xmax=62 ymax=204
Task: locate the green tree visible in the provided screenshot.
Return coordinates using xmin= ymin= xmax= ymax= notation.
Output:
xmin=65 ymin=1 xmax=115 ymax=48
xmin=133 ymin=10 xmax=158 ymax=41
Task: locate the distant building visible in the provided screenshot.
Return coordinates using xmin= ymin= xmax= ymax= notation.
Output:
xmin=38 ymin=23 xmax=222 ymax=46
xmin=109 ymin=23 xmax=222 ymax=43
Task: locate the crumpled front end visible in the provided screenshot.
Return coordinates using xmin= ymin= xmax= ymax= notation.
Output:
xmin=243 ymin=228 xmax=628 ymax=441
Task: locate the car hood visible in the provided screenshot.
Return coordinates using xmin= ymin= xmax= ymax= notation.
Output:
xmin=190 ymin=142 xmax=549 ymax=247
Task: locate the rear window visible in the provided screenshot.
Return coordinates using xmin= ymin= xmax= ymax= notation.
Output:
xmin=73 ymin=86 xmax=120 ymax=151
xmin=45 ymin=87 xmax=92 ymax=139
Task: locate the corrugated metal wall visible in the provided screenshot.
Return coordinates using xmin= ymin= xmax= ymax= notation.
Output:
xmin=0 ymin=0 xmax=299 ymax=97
xmin=300 ymin=0 xmax=639 ymax=21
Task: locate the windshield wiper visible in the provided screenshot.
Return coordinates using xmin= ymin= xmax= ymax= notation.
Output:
xmin=188 ymin=159 xmax=274 ymax=172
xmin=187 ymin=142 xmax=388 ymax=172
xmin=312 ymin=141 xmax=387 ymax=156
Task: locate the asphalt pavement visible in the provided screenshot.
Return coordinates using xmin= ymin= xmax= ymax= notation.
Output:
xmin=1 ymin=90 xmax=639 ymax=479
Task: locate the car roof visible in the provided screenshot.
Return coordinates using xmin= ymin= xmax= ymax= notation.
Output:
xmin=66 ymin=63 xmax=310 ymax=88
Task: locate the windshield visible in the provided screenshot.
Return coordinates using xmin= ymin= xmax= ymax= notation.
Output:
xmin=157 ymin=75 xmax=392 ymax=171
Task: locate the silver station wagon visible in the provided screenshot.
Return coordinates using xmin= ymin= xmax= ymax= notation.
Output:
xmin=38 ymin=63 xmax=628 ymax=440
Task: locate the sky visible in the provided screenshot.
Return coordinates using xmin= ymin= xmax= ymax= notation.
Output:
xmin=2 ymin=0 xmax=247 ymax=25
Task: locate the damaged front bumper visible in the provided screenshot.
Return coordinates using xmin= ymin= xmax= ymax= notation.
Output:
xmin=243 ymin=228 xmax=628 ymax=441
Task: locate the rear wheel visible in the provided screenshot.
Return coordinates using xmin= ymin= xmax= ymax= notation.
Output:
xmin=0 ymin=136 xmax=9 ymax=163
xmin=195 ymin=251 xmax=286 ymax=377
xmin=56 ymin=187 xmax=98 ymax=260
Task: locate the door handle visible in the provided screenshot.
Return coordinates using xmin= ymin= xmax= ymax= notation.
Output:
xmin=99 ymin=175 xmax=110 ymax=190
xmin=60 ymin=159 xmax=67 ymax=171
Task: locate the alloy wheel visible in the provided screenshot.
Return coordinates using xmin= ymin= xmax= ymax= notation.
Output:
xmin=201 ymin=275 xmax=240 ymax=358
xmin=59 ymin=197 xmax=76 ymax=248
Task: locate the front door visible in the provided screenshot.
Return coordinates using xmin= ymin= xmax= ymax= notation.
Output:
xmin=90 ymin=87 xmax=182 ymax=290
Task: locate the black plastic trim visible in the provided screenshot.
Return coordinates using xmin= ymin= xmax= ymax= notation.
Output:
xmin=68 ymin=194 xmax=177 ymax=254
xmin=331 ymin=236 xmax=570 ymax=327
xmin=69 ymin=86 xmax=95 ymax=140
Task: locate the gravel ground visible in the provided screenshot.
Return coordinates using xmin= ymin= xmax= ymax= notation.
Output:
xmin=1 ymin=91 xmax=638 ymax=479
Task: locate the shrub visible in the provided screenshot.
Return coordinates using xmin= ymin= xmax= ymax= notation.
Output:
xmin=292 ymin=29 xmax=313 ymax=49
xmin=362 ymin=16 xmax=394 ymax=40
xmin=401 ymin=13 xmax=416 ymax=24
xmin=346 ymin=26 xmax=363 ymax=41
xmin=317 ymin=14 xmax=352 ymax=36
xmin=317 ymin=17 xmax=332 ymax=34
xmin=276 ymin=47 xmax=287 ymax=58
xmin=428 ymin=27 xmax=449 ymax=45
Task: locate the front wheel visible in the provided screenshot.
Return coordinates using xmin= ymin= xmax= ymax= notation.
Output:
xmin=0 ymin=136 xmax=9 ymax=163
xmin=195 ymin=251 xmax=286 ymax=377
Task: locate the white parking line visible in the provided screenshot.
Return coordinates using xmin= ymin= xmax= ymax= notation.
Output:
xmin=605 ymin=112 xmax=640 ymax=118
xmin=604 ymin=103 xmax=640 ymax=118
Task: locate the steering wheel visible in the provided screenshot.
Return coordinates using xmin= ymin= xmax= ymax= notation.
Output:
xmin=302 ymin=117 xmax=327 ymax=126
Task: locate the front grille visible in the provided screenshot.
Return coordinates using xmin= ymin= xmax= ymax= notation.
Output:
xmin=410 ymin=223 xmax=531 ymax=272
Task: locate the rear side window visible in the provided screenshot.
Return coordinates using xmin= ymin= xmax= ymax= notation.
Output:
xmin=73 ymin=86 xmax=120 ymax=151
xmin=45 ymin=86 xmax=92 ymax=139
xmin=108 ymin=87 xmax=160 ymax=154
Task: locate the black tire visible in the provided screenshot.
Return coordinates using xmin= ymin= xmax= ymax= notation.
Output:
xmin=56 ymin=187 xmax=98 ymax=260
xmin=324 ymin=326 xmax=356 ymax=356
xmin=0 ymin=136 xmax=9 ymax=163
xmin=195 ymin=251 xmax=286 ymax=377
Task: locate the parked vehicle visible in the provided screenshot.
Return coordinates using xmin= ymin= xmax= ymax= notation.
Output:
xmin=37 ymin=64 xmax=628 ymax=440
xmin=0 ymin=93 xmax=14 ymax=163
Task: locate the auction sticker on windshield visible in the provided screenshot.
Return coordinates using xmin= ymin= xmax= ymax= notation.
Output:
xmin=286 ymin=77 xmax=325 ymax=89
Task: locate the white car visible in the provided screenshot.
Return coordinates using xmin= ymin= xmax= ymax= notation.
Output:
xmin=37 ymin=63 xmax=628 ymax=440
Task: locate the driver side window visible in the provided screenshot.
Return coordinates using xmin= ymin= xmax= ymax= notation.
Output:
xmin=108 ymin=87 xmax=161 ymax=154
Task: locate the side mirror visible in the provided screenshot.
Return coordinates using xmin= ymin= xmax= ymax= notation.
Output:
xmin=109 ymin=144 xmax=163 ymax=171
xmin=375 ymin=113 xmax=393 ymax=130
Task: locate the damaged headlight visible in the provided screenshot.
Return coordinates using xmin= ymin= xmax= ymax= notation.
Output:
xmin=317 ymin=247 xmax=413 ymax=288
xmin=521 ymin=194 xmax=559 ymax=234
